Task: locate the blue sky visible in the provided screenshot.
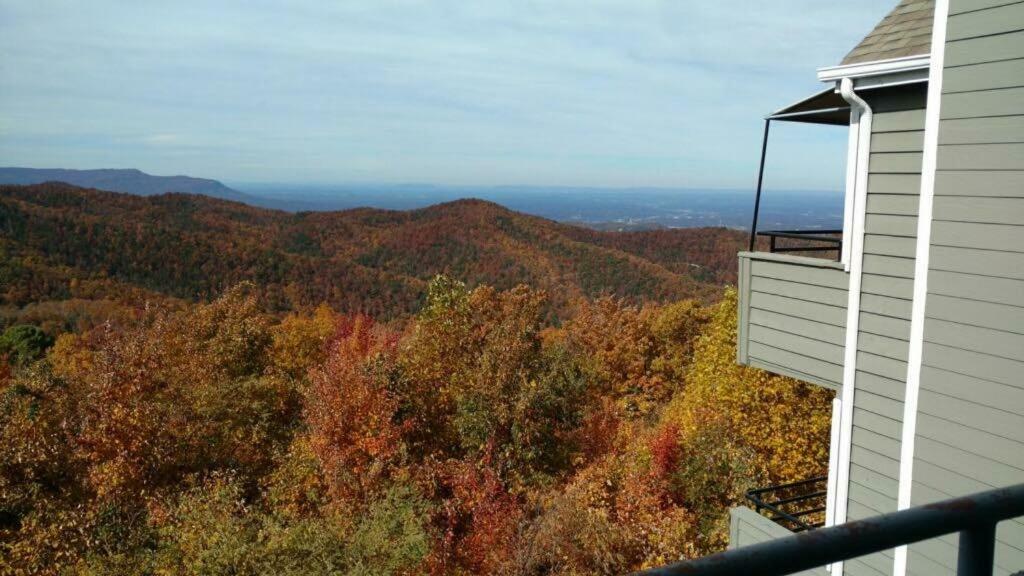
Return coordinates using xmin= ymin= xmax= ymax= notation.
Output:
xmin=0 ymin=1 xmax=894 ymax=190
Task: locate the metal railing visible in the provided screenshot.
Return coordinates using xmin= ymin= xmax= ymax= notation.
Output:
xmin=756 ymin=230 xmax=843 ymax=261
xmin=633 ymin=483 xmax=1024 ymax=576
xmin=746 ymin=476 xmax=827 ymax=533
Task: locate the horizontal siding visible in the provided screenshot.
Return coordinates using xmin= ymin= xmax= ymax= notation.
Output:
xmin=840 ymin=86 xmax=927 ymax=576
xmin=944 ymin=28 xmax=1024 ymax=66
xmin=747 ymin=342 xmax=844 ymax=387
xmin=949 ymin=0 xmax=1024 ymax=14
xmin=746 ymin=258 xmax=849 ymax=288
xmin=932 ymin=195 xmax=1024 ymax=224
xmin=849 ymin=479 xmax=896 ymax=515
xmin=869 ymin=152 xmax=924 ymax=173
xmin=941 ymin=86 xmax=1024 ymax=119
xmin=942 ymin=58 xmax=1024 ymax=93
xmin=859 ymin=311 xmax=911 ymax=340
xmin=859 ymin=332 xmax=910 ymax=362
xmin=851 ymin=445 xmax=900 ymax=481
xmin=927 ymin=293 xmax=1024 ymax=332
xmin=857 ymin=371 xmax=907 ymax=402
xmin=861 ymin=293 xmax=912 ymax=320
xmin=748 ymin=325 xmax=844 ymax=365
xmin=750 ymin=275 xmax=848 ymax=306
xmin=851 ymin=462 xmax=900 ymax=497
xmin=873 ymin=109 xmax=925 ymax=133
xmin=870 ymin=131 xmax=924 ymax=153
xmin=945 ymin=0 xmax=1024 ymax=40
xmin=915 ymin=436 xmax=1023 ymax=490
xmin=749 ymin=308 xmax=845 ymax=344
xmin=931 ymin=220 xmax=1024 ymax=250
xmin=862 ymin=255 xmax=915 ymax=280
xmin=856 ymin=395 xmax=904 ymax=427
xmin=864 ymin=214 xmax=917 ymax=237
xmin=863 ymin=234 xmax=916 ymax=258
xmin=865 ymin=194 xmax=919 ymax=216
xmin=861 ymin=274 xmax=914 ymax=299
xmin=728 ymin=508 xmax=829 ymax=576
xmin=924 ymin=317 xmax=1024 ymax=358
xmin=927 ymin=269 xmax=1024 ymax=306
xmin=922 ymin=342 xmax=1024 ymax=388
xmin=868 ymin=173 xmax=922 ymax=195
xmin=929 ymin=245 xmax=1024 ymax=280
xmin=858 ymin=351 xmax=907 ymax=383
xmin=921 ymin=365 xmax=1024 ymax=413
xmin=936 ymin=142 xmax=1024 ymax=170
xmin=912 ymin=8 xmax=1024 ymax=573
xmin=918 ymin=388 xmax=1024 ymax=442
xmin=737 ymin=253 xmax=848 ymax=390
xmin=938 ymin=115 xmax=1024 ymax=145
xmin=934 ymin=170 xmax=1024 ymax=197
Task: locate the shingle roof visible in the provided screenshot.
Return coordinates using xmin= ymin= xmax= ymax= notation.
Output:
xmin=841 ymin=0 xmax=934 ymax=65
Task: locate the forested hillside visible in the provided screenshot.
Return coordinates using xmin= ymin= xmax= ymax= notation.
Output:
xmin=0 ymin=279 xmax=832 ymax=575
xmin=0 ymin=182 xmax=832 ymax=574
xmin=0 ymin=168 xmax=254 ymax=203
xmin=1 ymin=183 xmax=746 ymax=331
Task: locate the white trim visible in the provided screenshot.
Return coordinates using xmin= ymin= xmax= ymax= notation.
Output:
xmin=893 ymin=1 xmax=949 ymax=575
xmin=818 ymin=54 xmax=931 ymax=83
xmin=841 ymin=109 xmax=859 ymax=269
xmin=853 ymin=68 xmax=930 ymax=91
xmin=831 ymin=77 xmax=873 ymax=576
xmin=825 ymin=397 xmax=842 ymax=529
xmin=824 ymin=398 xmax=842 ymax=572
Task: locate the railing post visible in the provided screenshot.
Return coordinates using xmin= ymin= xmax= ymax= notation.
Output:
xmin=957 ymin=523 xmax=996 ymax=576
xmin=749 ymin=118 xmax=771 ymax=252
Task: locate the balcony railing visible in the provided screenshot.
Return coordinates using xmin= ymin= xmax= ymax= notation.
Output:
xmin=756 ymin=230 xmax=843 ymax=261
xmin=634 ymin=483 xmax=1024 ymax=576
xmin=745 ymin=476 xmax=827 ymax=533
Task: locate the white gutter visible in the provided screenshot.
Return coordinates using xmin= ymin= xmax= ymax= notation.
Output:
xmin=820 ymin=55 xmax=930 ymax=92
xmin=830 ymin=76 xmax=873 ymax=576
xmin=818 ymin=54 xmax=931 ymax=83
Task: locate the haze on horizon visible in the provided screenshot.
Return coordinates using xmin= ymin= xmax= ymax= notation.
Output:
xmin=1 ymin=1 xmax=892 ymax=191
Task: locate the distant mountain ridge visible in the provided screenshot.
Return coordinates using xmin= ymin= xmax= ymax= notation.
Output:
xmin=0 ymin=182 xmax=748 ymax=321
xmin=0 ymin=167 xmax=254 ymax=203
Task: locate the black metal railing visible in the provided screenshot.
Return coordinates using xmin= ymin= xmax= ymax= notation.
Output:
xmin=634 ymin=482 xmax=1024 ymax=576
xmin=745 ymin=476 xmax=827 ymax=533
xmin=756 ymin=230 xmax=843 ymax=261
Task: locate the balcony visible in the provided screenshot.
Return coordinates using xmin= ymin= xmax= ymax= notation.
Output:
xmin=729 ymin=477 xmax=830 ymax=575
xmin=736 ymin=251 xmax=847 ymax=391
xmin=754 ymin=230 xmax=842 ymax=262
xmin=745 ymin=476 xmax=828 ymax=533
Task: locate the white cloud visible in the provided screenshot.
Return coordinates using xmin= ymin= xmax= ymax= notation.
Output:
xmin=0 ymin=0 xmax=896 ymax=189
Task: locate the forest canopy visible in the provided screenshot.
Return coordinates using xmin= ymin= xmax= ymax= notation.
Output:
xmin=0 ymin=278 xmax=832 ymax=575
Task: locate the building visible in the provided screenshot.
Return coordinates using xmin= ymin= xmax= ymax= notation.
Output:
xmin=729 ymin=0 xmax=1024 ymax=574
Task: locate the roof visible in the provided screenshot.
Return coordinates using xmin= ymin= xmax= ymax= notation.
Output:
xmin=841 ymin=0 xmax=934 ymax=65
xmin=768 ymin=88 xmax=849 ymax=125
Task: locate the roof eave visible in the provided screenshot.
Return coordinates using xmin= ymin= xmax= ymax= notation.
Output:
xmin=817 ymin=54 xmax=930 ymax=89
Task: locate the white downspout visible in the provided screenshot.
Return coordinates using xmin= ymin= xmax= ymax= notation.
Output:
xmin=831 ymin=76 xmax=872 ymax=576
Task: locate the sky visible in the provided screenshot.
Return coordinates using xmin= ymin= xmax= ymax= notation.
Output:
xmin=0 ymin=1 xmax=895 ymax=190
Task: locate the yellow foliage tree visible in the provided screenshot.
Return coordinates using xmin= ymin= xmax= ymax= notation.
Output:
xmin=663 ymin=287 xmax=834 ymax=489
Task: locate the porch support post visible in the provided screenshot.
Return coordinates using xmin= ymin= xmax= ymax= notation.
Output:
xmin=749 ymin=118 xmax=771 ymax=251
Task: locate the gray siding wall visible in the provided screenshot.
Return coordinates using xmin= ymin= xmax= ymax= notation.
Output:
xmin=737 ymin=252 xmax=847 ymax=391
xmin=729 ymin=507 xmax=828 ymax=576
xmin=907 ymin=2 xmax=1024 ymax=575
xmin=846 ymin=84 xmax=928 ymax=576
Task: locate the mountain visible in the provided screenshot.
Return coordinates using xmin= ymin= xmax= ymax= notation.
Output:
xmin=0 ymin=183 xmax=747 ymax=322
xmin=0 ymin=167 xmax=254 ymax=203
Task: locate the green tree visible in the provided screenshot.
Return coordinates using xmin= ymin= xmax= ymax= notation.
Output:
xmin=0 ymin=325 xmax=54 ymax=367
